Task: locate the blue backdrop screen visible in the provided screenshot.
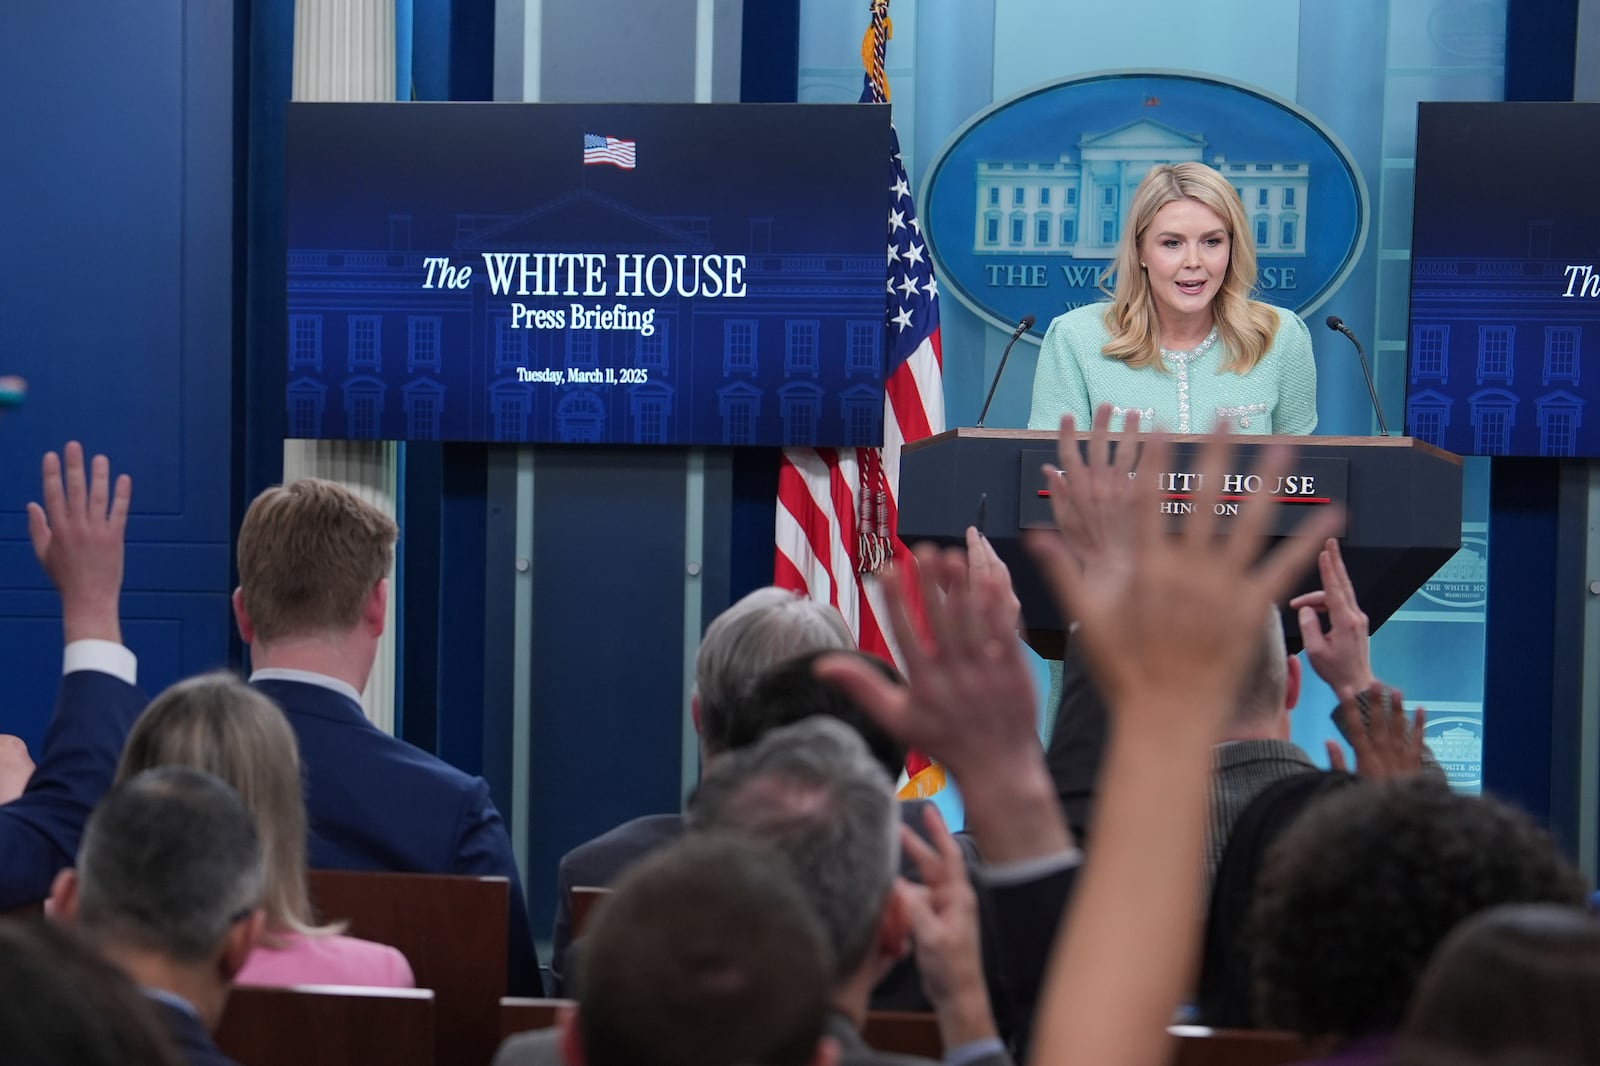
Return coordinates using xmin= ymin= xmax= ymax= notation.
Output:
xmin=1407 ymin=102 xmax=1600 ymax=458
xmin=285 ymin=102 xmax=890 ymax=446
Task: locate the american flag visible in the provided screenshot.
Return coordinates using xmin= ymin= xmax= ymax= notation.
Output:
xmin=774 ymin=1 xmax=945 ymax=785
xmin=583 ymin=134 xmax=636 ymax=169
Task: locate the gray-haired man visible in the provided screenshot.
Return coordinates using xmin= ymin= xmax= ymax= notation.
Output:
xmin=51 ymin=767 xmax=266 ymax=1066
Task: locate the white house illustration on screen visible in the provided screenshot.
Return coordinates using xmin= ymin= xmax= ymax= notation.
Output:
xmin=972 ymin=119 xmax=1309 ymax=258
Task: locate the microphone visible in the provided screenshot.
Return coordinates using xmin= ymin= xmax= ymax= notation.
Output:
xmin=1325 ymin=315 xmax=1389 ymax=437
xmin=975 ymin=315 xmax=1036 ymax=428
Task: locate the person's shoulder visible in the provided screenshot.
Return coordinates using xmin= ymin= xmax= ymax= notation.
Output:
xmin=284 ymin=690 xmax=483 ymax=795
xmin=1046 ymin=302 xmax=1112 ymax=334
xmin=318 ymin=933 xmax=416 ymax=986
xmin=1039 ymin=303 xmax=1114 ymax=362
xmin=493 ymin=1025 xmax=563 ymax=1066
xmin=561 ymin=813 xmax=684 ymax=877
xmin=1256 ymin=301 xmax=1311 ymax=340
xmin=238 ymin=931 xmax=416 ymax=988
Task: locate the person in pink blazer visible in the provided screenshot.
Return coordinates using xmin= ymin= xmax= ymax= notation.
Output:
xmin=115 ymin=672 xmax=414 ymax=989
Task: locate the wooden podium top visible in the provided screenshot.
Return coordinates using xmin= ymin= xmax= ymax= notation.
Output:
xmin=906 ymin=427 xmax=1462 ymax=466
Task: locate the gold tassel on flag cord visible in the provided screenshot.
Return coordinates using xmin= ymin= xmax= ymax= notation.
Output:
xmin=855 ymin=447 xmax=892 ymax=575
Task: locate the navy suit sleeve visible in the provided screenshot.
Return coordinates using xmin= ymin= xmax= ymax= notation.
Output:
xmin=452 ymin=780 xmax=544 ymax=995
xmin=0 ymin=670 xmax=145 ymax=908
xmin=548 ymin=851 xmax=576 ymax=996
xmin=1044 ymin=643 xmax=1109 ymax=847
xmin=987 ymin=865 xmax=1078 ymax=1063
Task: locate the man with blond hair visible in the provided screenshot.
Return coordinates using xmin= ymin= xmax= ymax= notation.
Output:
xmin=43 ymin=471 xmax=538 ymax=994
xmin=233 ymin=478 xmax=539 ymax=993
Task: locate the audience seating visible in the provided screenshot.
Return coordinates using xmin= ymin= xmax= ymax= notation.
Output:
xmin=217 ymin=984 xmax=434 ymax=1066
xmin=500 ymin=996 xmax=569 ymax=1042
xmin=568 ymin=885 xmax=611 ymax=937
xmin=501 ymin=1001 xmax=952 ymax=1061
xmin=863 ymin=1010 xmax=943 ymax=1058
xmin=1168 ymin=1025 xmax=1311 ymax=1066
xmin=307 ymin=869 xmax=509 ymax=1066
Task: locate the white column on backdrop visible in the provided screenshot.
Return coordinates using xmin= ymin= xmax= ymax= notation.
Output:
xmin=287 ymin=0 xmax=400 ymax=733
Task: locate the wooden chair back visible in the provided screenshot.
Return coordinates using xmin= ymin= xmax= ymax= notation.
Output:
xmin=568 ymin=885 xmax=611 ymax=937
xmin=307 ymin=869 xmax=508 ymax=1066
xmin=863 ymin=1010 xmax=943 ymax=1059
xmin=1169 ymin=1025 xmax=1312 ymax=1066
xmin=217 ymin=984 xmax=434 ymax=1066
xmin=500 ymin=996 xmax=572 ymax=1042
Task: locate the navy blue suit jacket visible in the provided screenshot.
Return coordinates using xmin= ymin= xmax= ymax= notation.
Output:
xmin=250 ymin=678 xmax=541 ymax=995
xmin=0 ymin=669 xmax=146 ymax=909
xmin=152 ymin=998 xmax=238 ymax=1066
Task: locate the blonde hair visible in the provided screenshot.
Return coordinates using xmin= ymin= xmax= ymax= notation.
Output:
xmin=115 ymin=672 xmax=339 ymax=941
xmin=236 ymin=479 xmax=397 ymax=644
xmin=1100 ymin=162 xmax=1280 ymax=372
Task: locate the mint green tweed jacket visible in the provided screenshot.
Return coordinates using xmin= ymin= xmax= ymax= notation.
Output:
xmin=1026 ymin=302 xmax=1318 ymax=435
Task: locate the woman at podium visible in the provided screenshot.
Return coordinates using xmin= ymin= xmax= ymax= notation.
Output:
xmin=1027 ymin=162 xmax=1317 ymax=435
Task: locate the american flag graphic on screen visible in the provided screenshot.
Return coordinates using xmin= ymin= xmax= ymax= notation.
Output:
xmin=774 ymin=1 xmax=945 ymax=790
xmin=583 ymin=134 xmax=636 ymax=169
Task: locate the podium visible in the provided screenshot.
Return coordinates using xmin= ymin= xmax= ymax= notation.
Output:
xmin=898 ymin=429 xmax=1464 ymax=658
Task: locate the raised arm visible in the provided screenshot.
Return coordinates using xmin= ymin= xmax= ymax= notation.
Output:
xmin=1 ymin=443 xmax=142 ymax=907
xmin=818 ymin=521 xmax=1074 ymax=1057
xmin=816 ymin=540 xmax=1069 ymax=868
xmin=1025 ymin=428 xmax=1339 ymax=1066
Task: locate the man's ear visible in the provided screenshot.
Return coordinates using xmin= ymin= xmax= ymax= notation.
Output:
xmin=690 ymin=693 xmax=701 ymax=735
xmin=364 ymin=578 xmax=388 ymax=637
xmin=1284 ymin=654 xmax=1302 ymax=712
xmin=232 ymin=588 xmax=255 ymax=645
xmin=558 ymin=1003 xmax=586 ymax=1066
xmin=48 ymin=868 xmax=79 ymax=922
xmin=876 ymin=877 xmax=916 ymax=961
xmin=219 ymin=908 xmax=266 ymax=982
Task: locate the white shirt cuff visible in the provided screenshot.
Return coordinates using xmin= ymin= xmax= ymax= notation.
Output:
xmin=979 ymin=847 xmax=1083 ymax=887
xmin=63 ymin=640 xmax=137 ymax=685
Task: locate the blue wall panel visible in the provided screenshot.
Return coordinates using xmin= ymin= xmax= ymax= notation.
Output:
xmin=0 ymin=2 xmax=235 ymax=744
xmin=525 ymin=448 xmax=689 ymax=936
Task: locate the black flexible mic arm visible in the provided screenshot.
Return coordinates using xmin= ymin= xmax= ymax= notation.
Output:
xmin=975 ymin=314 xmax=1036 ymax=428
xmin=1325 ymin=315 xmax=1390 ymax=437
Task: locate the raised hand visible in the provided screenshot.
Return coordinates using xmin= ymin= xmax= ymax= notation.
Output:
xmin=820 ymin=546 xmax=1036 ymax=779
xmin=1030 ymin=430 xmax=1341 ymax=732
xmin=1326 ymin=681 xmax=1426 ymax=780
xmin=964 ymin=525 xmax=1022 ymax=633
xmin=1025 ymin=426 xmax=1342 ymax=1066
xmin=1291 ymin=537 xmax=1374 ymax=701
xmin=0 ymin=735 xmax=35 ymax=804
xmin=816 ymin=543 xmax=1071 ymax=862
xmin=1046 ymin=404 xmax=1143 ymax=609
xmin=899 ymin=805 xmax=997 ymax=1048
xmin=27 ymin=442 xmax=132 ymax=644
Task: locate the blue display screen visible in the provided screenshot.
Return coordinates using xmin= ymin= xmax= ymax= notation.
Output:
xmin=285 ymin=102 xmax=890 ymax=447
xmin=1408 ymin=102 xmax=1600 ymax=458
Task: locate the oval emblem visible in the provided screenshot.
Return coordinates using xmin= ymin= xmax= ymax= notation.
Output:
xmin=1416 ymin=535 xmax=1488 ymax=609
xmin=920 ymin=70 xmax=1370 ymax=340
xmin=1421 ymin=713 xmax=1483 ymax=793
